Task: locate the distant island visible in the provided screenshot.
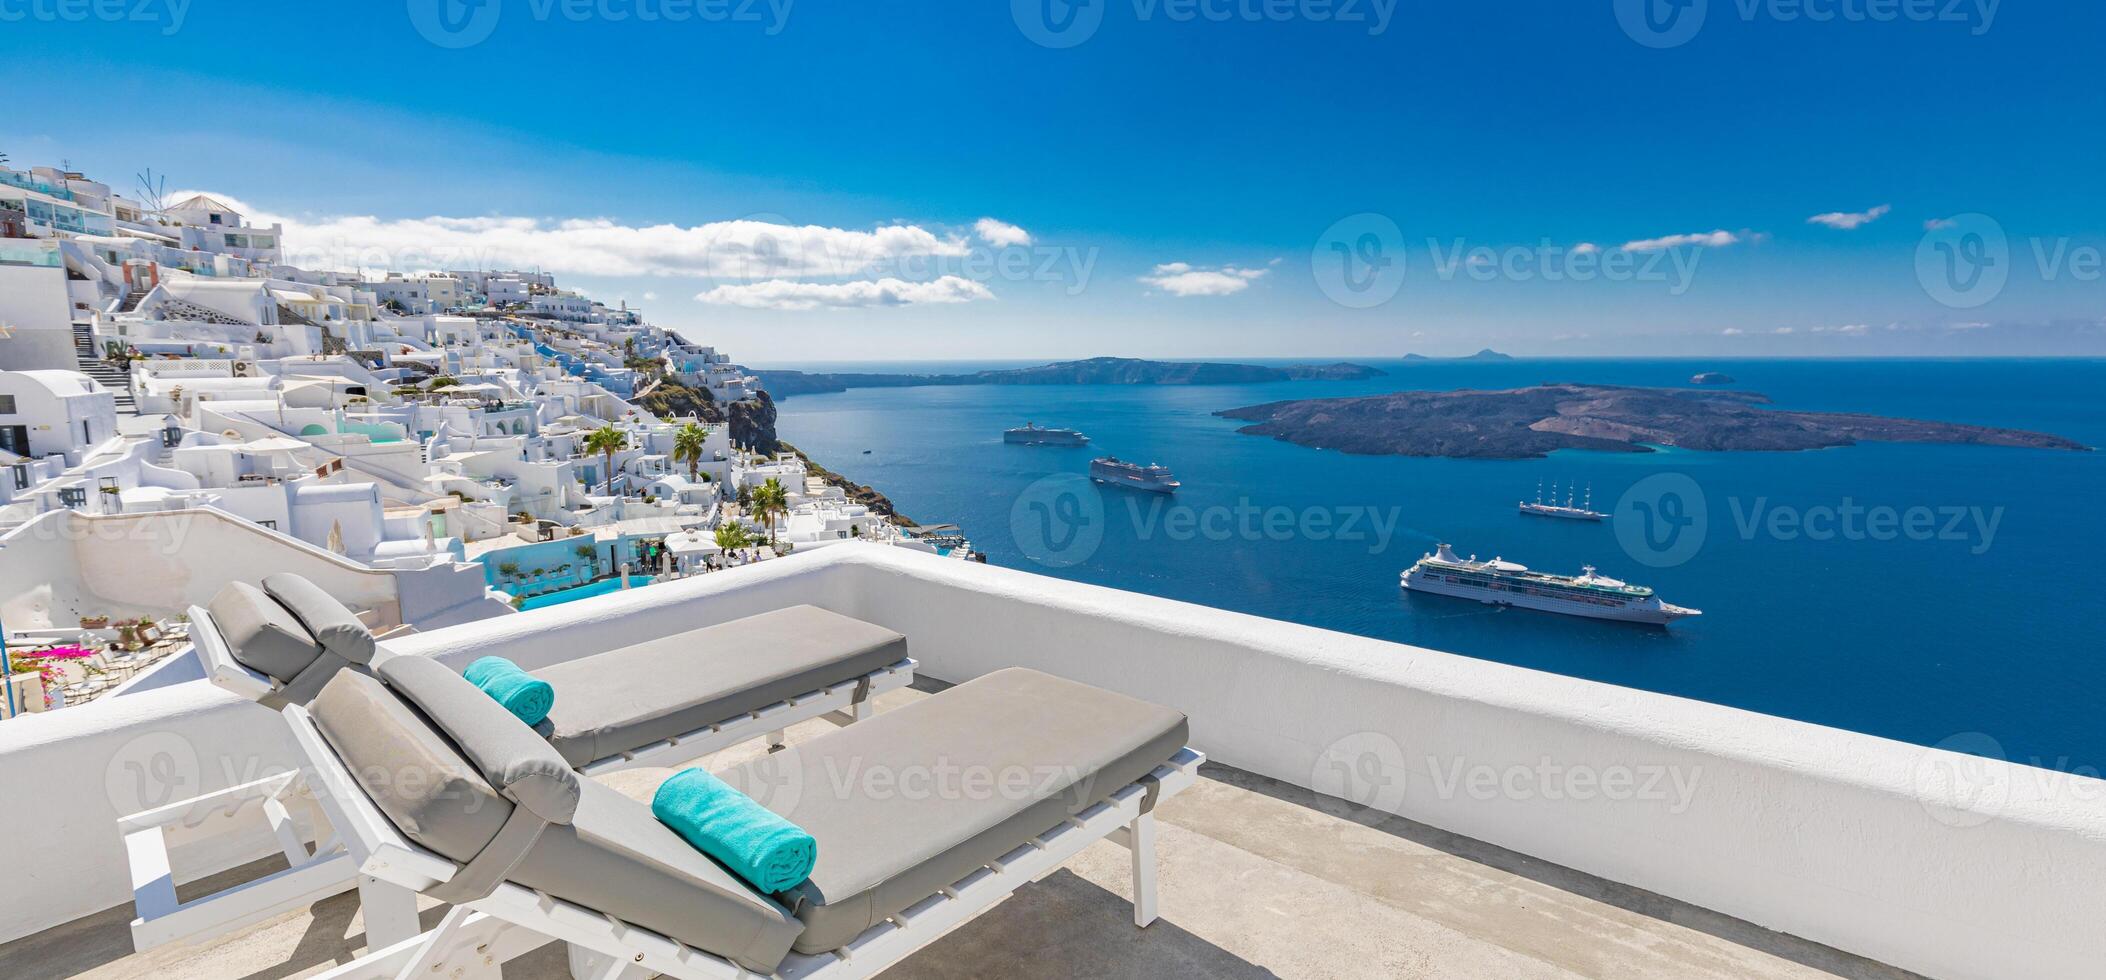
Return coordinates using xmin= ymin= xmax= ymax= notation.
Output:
xmin=1401 ymin=349 xmax=1514 ymax=362
xmin=756 ymin=356 xmax=1385 ymax=398
xmin=1690 ymin=372 xmax=1736 ymax=385
xmin=1216 ymin=384 xmax=2089 ymax=459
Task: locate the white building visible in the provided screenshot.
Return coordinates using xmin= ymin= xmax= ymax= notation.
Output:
xmin=0 ymin=370 xmax=118 ymax=464
xmin=162 ymin=194 xmax=283 ymax=265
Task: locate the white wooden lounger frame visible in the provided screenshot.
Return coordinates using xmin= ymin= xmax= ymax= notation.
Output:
xmin=276 ymin=699 xmax=1203 ymax=980
xmin=120 ymin=606 xmax=916 ymax=953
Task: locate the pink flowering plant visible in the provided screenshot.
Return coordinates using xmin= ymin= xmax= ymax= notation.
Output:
xmin=7 ymin=644 xmax=103 ymax=708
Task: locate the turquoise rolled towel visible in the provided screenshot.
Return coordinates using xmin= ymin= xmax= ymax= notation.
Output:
xmin=463 ymin=656 xmax=555 ymax=726
xmin=653 ymin=767 xmax=817 ymax=894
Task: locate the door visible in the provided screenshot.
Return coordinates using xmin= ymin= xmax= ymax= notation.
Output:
xmin=0 ymin=426 xmax=28 ymax=457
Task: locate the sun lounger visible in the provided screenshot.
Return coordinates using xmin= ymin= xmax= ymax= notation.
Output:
xmin=124 ymin=578 xmax=912 ymax=953
xmin=189 ymin=579 xmax=916 ymax=774
xmin=280 ymin=659 xmax=1198 ymax=980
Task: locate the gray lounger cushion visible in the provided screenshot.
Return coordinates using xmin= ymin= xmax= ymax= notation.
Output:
xmin=311 ymin=669 xmax=801 ymax=974
xmin=534 ymin=605 xmax=907 ymax=768
xmin=262 ymin=573 xmax=377 ymax=665
xmin=377 ymin=655 xmax=580 ymax=824
xmin=206 ymin=581 xmax=322 ymax=684
xmin=718 ymin=667 xmax=1189 ymax=954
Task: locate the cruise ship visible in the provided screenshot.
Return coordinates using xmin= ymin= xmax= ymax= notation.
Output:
xmin=1519 ymin=480 xmax=1608 ymax=521
xmin=1090 ymin=457 xmax=1181 ymax=493
xmin=1401 ymin=544 xmax=1700 ymax=625
xmin=1004 ymin=422 xmax=1090 ymax=446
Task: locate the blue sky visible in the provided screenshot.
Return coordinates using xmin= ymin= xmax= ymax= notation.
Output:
xmin=2 ymin=1 xmax=2101 ymax=360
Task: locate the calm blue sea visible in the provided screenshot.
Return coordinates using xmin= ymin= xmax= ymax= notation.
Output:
xmin=766 ymin=359 xmax=2106 ymax=773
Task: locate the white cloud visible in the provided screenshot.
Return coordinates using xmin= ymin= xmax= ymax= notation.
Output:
xmin=1721 ymin=327 xmax=1745 ymax=336
xmin=1139 ymin=262 xmax=1268 ymax=297
xmin=1807 ymin=205 xmax=1891 ymax=230
xmin=973 ymin=217 xmax=1033 ymax=248
xmin=180 ymin=190 xmax=972 ymax=280
xmin=1570 ymin=242 xmax=1601 ymax=255
xmin=693 ymin=276 xmax=993 ymax=311
xmin=642 ymin=291 xmax=658 ymax=301
xmin=1619 ymin=229 xmax=1740 ymax=252
xmin=1773 ymin=327 xmax=1796 ymax=335
xmin=1810 ymin=323 xmax=1869 ymax=335
xmin=1924 ymin=217 xmax=1959 ymax=230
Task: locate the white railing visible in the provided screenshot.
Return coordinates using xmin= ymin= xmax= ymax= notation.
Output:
xmin=0 ymin=545 xmax=2099 ymax=979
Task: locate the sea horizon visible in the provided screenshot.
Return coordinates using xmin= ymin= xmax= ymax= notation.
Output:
xmin=778 ymin=356 xmax=2106 ymax=775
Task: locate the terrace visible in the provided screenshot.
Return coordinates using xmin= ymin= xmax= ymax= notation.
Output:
xmin=0 ymin=545 xmax=2097 ymax=979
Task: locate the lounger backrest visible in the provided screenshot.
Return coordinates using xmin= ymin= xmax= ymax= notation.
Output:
xmin=309 ymin=662 xmax=802 ymax=972
xmin=376 ymin=655 xmax=580 ymax=824
xmin=206 ymin=582 xmax=328 ymax=707
xmin=262 ymin=574 xmax=377 ymax=665
xmin=310 ymin=668 xmax=515 ymax=864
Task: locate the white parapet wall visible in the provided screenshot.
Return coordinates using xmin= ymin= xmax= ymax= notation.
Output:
xmin=0 ymin=544 xmax=2100 ymax=980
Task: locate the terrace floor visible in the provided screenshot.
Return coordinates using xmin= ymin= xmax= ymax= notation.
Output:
xmin=1 ymin=685 xmax=1919 ymax=980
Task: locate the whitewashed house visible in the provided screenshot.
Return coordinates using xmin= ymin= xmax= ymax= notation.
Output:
xmin=0 ymin=370 xmax=118 ymax=464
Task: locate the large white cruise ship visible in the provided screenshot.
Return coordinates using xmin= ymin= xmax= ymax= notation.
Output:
xmin=1401 ymin=544 xmax=1700 ymax=625
xmin=1090 ymin=457 xmax=1181 ymax=493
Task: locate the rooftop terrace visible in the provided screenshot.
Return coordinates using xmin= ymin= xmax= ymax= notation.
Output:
xmin=0 ymin=684 xmax=1909 ymax=980
xmin=0 ymin=545 xmax=2098 ymax=978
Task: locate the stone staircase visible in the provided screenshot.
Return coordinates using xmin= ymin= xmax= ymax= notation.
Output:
xmin=72 ymin=322 xmax=138 ymax=416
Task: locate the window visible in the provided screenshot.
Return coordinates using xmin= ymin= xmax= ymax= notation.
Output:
xmin=257 ymin=520 xmax=277 ymax=530
xmin=0 ymin=395 xmax=14 ymax=414
xmin=11 ymin=465 xmax=26 ymax=490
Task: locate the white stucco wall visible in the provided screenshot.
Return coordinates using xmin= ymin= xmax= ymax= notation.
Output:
xmin=0 ymin=264 xmax=79 ymax=371
xmin=0 ymin=546 xmax=2099 ymax=980
xmin=0 ymin=508 xmax=405 ymax=630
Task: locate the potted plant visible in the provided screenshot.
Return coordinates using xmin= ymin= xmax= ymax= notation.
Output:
xmin=497 ymin=562 xmax=521 ymax=579
xmin=79 ymin=613 xmax=110 ymax=630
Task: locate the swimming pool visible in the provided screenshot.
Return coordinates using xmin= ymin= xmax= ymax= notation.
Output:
xmin=515 ymin=576 xmax=658 ymax=611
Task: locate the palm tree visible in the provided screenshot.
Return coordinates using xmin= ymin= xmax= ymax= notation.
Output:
xmin=713 ymin=522 xmax=751 ymax=553
xmin=582 ymin=424 xmax=628 ymax=496
xmin=673 ymin=422 xmax=708 ymax=483
xmin=752 ymin=477 xmax=789 ymax=545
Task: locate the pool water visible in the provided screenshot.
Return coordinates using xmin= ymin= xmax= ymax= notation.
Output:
xmin=515 ymin=576 xmax=658 ymax=611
